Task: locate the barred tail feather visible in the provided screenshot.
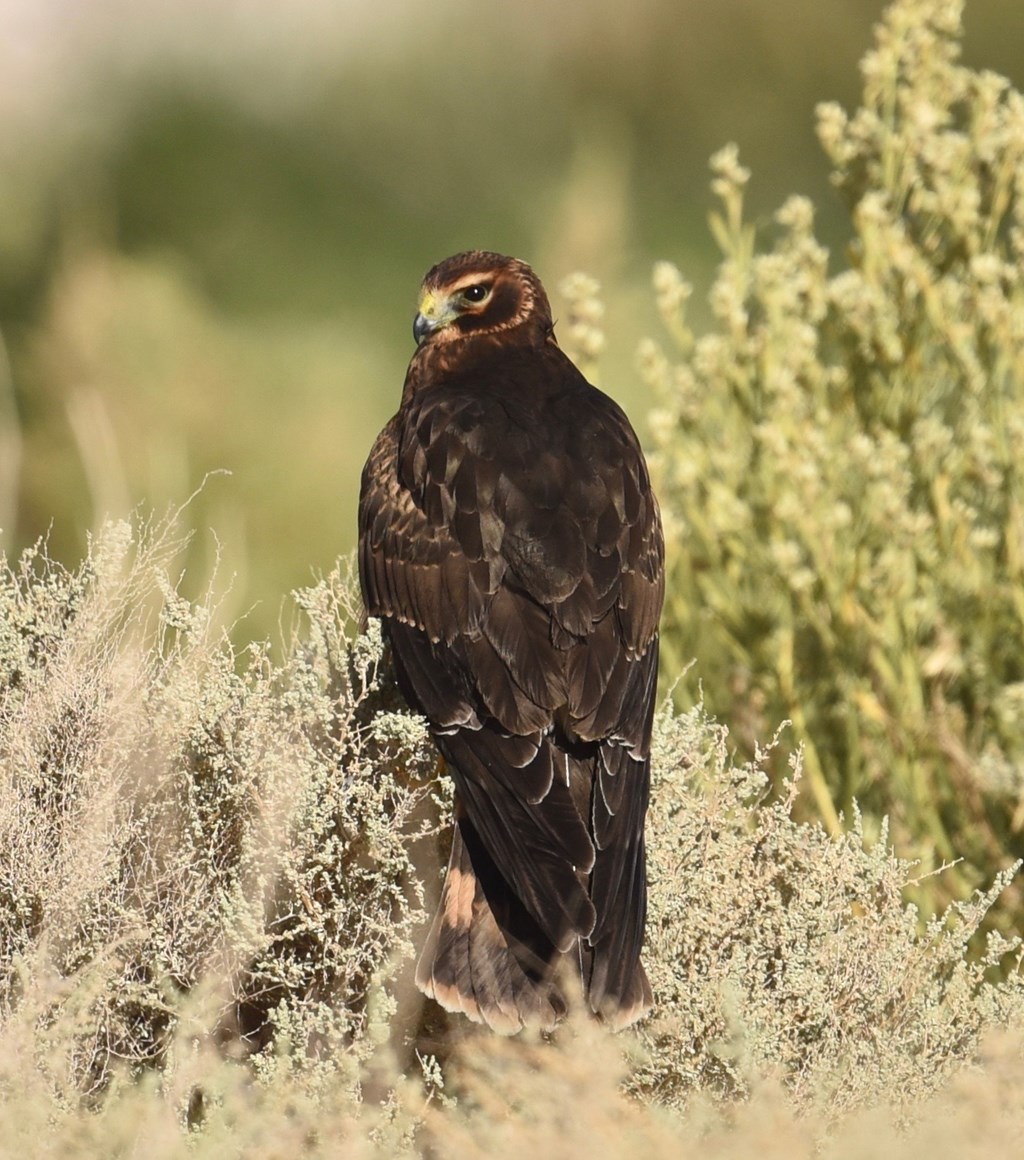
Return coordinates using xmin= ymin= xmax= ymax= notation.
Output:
xmin=416 ymin=810 xmax=652 ymax=1033
xmin=416 ymin=820 xmax=566 ymax=1034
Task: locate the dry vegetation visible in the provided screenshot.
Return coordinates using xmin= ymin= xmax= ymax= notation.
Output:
xmin=2 ymin=513 xmax=1024 ymax=1156
xmin=3 ymin=0 xmax=1024 ymax=1154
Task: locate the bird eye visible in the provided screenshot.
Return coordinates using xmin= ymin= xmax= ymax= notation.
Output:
xmin=462 ymin=284 xmax=490 ymax=304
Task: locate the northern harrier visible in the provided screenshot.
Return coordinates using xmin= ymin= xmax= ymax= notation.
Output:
xmin=358 ymin=251 xmax=664 ymax=1031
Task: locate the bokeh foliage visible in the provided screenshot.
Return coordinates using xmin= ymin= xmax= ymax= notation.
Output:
xmin=645 ymin=0 xmax=1024 ymax=915
xmin=1 ymin=0 xmax=1022 ymax=632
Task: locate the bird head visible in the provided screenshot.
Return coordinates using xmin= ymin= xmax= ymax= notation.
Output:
xmin=412 ymin=251 xmax=553 ymax=347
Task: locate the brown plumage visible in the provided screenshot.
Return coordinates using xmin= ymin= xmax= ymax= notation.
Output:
xmin=358 ymin=251 xmax=664 ymax=1032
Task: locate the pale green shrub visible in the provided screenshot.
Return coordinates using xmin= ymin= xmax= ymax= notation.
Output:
xmin=643 ymin=0 xmax=1024 ymax=912
xmin=638 ymin=704 xmax=1024 ymax=1120
xmin=0 ymin=517 xmax=436 ymax=1099
xmin=3 ymin=516 xmax=1024 ymax=1150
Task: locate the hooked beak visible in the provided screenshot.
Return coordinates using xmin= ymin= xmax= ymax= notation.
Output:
xmin=413 ymin=312 xmax=439 ymax=345
xmin=413 ymin=290 xmax=460 ymax=345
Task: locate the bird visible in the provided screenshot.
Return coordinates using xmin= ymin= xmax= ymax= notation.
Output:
xmin=358 ymin=251 xmax=664 ymax=1033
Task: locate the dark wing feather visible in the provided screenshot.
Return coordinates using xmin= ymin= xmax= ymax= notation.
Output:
xmin=440 ymin=732 xmax=596 ymax=951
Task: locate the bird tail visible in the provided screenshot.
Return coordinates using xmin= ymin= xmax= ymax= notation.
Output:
xmin=415 ymin=817 xmax=567 ymax=1034
xmin=415 ymin=813 xmax=652 ymax=1034
xmin=582 ymin=943 xmax=653 ymax=1031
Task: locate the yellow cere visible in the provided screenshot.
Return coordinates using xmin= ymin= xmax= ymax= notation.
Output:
xmin=417 ymin=289 xmax=458 ymax=323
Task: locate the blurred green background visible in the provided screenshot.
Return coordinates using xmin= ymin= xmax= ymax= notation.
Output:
xmin=1 ymin=0 xmax=1022 ymax=634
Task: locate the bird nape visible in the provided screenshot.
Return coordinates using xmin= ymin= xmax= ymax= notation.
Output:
xmin=358 ymin=250 xmax=664 ymax=1033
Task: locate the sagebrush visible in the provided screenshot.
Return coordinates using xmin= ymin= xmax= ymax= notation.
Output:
xmin=2 ymin=514 xmax=1023 ymax=1155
